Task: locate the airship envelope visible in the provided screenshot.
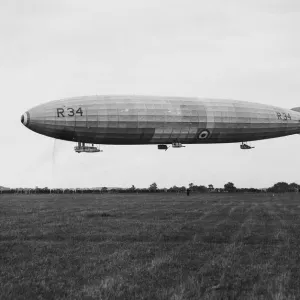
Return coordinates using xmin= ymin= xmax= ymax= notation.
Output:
xmin=21 ymin=95 xmax=300 ymax=151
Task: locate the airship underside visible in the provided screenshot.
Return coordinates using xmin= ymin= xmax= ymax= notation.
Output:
xmin=21 ymin=96 xmax=300 ymax=149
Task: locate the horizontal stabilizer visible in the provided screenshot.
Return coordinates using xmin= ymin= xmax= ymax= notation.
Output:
xmin=291 ymin=107 xmax=300 ymax=113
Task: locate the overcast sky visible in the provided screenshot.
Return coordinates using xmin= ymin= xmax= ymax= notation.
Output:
xmin=1 ymin=0 xmax=300 ymax=189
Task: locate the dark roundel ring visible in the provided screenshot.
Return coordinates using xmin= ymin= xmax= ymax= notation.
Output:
xmin=198 ymin=129 xmax=210 ymax=139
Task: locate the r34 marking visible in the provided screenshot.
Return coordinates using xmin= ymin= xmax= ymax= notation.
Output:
xmin=276 ymin=112 xmax=291 ymax=121
xmin=57 ymin=107 xmax=83 ymax=117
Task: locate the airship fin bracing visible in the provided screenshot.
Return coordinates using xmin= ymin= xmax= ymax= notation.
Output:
xmin=21 ymin=95 xmax=300 ymax=152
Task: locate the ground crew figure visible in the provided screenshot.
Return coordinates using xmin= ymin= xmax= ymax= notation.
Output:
xmin=187 ymin=188 xmax=190 ymax=196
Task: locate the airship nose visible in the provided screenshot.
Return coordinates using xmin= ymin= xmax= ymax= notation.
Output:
xmin=21 ymin=112 xmax=30 ymax=127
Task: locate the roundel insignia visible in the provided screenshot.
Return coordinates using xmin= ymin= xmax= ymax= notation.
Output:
xmin=198 ymin=130 xmax=210 ymax=139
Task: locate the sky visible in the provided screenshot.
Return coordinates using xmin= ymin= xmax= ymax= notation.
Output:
xmin=1 ymin=0 xmax=300 ymax=189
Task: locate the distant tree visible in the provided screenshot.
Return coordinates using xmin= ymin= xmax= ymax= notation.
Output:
xmin=168 ymin=185 xmax=179 ymax=192
xmin=128 ymin=185 xmax=136 ymax=193
xmin=289 ymin=183 xmax=299 ymax=192
xmin=189 ymin=183 xmax=194 ymax=190
xmin=149 ymin=182 xmax=158 ymax=192
xmin=268 ymin=182 xmax=290 ymax=193
xmin=196 ymin=185 xmax=208 ymax=193
xmin=224 ymin=182 xmax=236 ymax=193
xmin=42 ymin=187 xmax=50 ymax=194
xmin=208 ymin=184 xmax=214 ymax=192
xmin=101 ymin=187 xmax=108 ymax=193
xmin=180 ymin=186 xmax=186 ymax=192
xmin=168 ymin=185 xmax=186 ymax=192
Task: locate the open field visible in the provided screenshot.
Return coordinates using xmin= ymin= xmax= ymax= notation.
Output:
xmin=1 ymin=193 xmax=300 ymax=299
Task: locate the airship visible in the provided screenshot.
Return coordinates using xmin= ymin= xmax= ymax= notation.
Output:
xmin=21 ymin=95 xmax=300 ymax=153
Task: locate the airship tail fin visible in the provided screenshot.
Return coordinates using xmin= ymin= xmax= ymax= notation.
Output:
xmin=291 ymin=107 xmax=300 ymax=113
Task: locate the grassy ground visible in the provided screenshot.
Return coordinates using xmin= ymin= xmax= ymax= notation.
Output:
xmin=1 ymin=193 xmax=300 ymax=299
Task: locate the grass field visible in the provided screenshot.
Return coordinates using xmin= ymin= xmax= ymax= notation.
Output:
xmin=1 ymin=193 xmax=300 ymax=299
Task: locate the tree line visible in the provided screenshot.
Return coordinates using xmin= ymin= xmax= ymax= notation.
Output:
xmin=1 ymin=181 xmax=299 ymax=194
